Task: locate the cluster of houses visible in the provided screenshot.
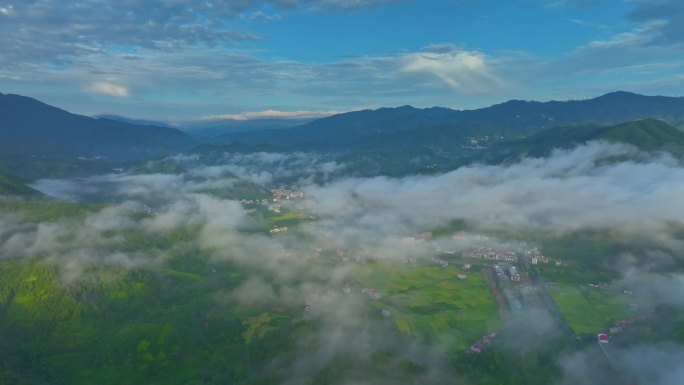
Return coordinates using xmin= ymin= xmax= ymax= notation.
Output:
xmin=596 ymin=314 xmax=649 ymax=343
xmin=271 ymin=187 xmax=304 ymax=202
xmin=269 ymin=226 xmax=288 ymax=234
xmin=494 ymin=263 xmax=521 ymax=282
xmin=337 ymin=249 xmax=375 ymax=264
xmin=362 ymin=287 xmax=382 ymax=300
xmin=586 ymin=282 xmax=611 ymax=290
xmin=530 ymin=255 xmax=549 ymax=264
xmin=467 ymin=332 xmax=497 ymax=353
xmin=400 ymin=231 xmax=433 ymax=246
xmin=265 ymin=187 xmax=305 ymax=213
xmin=239 ymin=187 xmax=304 ymax=208
xmin=239 ymin=198 xmax=270 ymax=206
xmin=431 ymin=256 xmax=449 ymax=268
xmin=463 ymin=247 xmax=519 ymax=263
xmin=527 ymin=247 xmax=549 ymax=265
xmin=452 ymin=232 xmax=490 ymax=241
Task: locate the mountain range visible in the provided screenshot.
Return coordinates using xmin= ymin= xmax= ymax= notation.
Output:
xmin=214 ymin=91 xmax=684 ymax=148
xmin=2 ymin=90 xmax=684 ymax=184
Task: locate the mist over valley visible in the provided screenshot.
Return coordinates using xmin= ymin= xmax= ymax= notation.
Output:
xmin=3 ymin=1 xmax=684 ymax=383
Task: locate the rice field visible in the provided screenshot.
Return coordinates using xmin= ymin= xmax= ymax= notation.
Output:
xmin=547 ymin=282 xmax=639 ymax=335
xmin=353 ymin=263 xmax=500 ymax=349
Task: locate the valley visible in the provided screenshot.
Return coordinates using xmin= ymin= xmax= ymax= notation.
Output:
xmin=0 ymin=93 xmax=683 ymax=385
xmin=5 ymin=1 xmax=684 ymax=383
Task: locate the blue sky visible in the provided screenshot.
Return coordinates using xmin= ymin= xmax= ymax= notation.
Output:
xmin=1 ymin=0 xmax=683 ymax=121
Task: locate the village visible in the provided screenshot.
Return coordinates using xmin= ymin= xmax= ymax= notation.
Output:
xmin=249 ymin=190 xmax=652 ymax=358
xmin=240 ymin=186 xmax=305 ymax=214
xmin=307 ymin=228 xmax=650 ymax=356
xmin=296 ymin=229 xmax=562 ymax=354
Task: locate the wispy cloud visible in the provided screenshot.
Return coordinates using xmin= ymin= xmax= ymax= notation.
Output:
xmin=307 ymin=0 xmax=403 ymax=10
xmin=3 ymin=0 xmax=684 ymax=119
xmin=402 ymin=45 xmax=506 ymax=94
xmin=86 ymin=81 xmax=130 ymax=98
xmin=202 ymin=109 xmax=342 ymax=121
xmin=627 ymin=0 xmax=684 ymax=47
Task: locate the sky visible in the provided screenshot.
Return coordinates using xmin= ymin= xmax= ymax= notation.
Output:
xmin=1 ymin=0 xmax=684 ymax=121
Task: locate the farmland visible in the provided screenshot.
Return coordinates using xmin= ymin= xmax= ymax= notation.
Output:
xmin=539 ymin=264 xmax=652 ymax=336
xmin=353 ymin=263 xmax=501 ymax=350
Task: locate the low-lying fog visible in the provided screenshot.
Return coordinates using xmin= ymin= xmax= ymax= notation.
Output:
xmin=13 ymin=141 xmax=684 ymax=384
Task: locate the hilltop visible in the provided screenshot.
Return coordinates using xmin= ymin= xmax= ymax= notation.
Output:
xmin=0 ymin=93 xmax=197 ymax=161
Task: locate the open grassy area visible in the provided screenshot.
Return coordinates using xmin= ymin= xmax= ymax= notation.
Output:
xmin=547 ymin=282 xmax=639 ymax=335
xmin=353 ymin=263 xmax=500 ymax=349
xmin=263 ymin=210 xmax=313 ymax=232
xmin=539 ymin=263 xmax=653 ymax=335
xmin=547 ymin=283 xmax=607 ymax=334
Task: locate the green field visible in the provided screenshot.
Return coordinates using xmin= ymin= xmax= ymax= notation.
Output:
xmin=538 ymin=263 xmax=650 ymax=335
xmin=547 ymin=282 xmax=639 ymax=334
xmin=353 ymin=263 xmax=500 ymax=349
xmin=1 ymin=198 xmax=673 ymax=385
xmin=267 ymin=210 xmax=312 ymax=228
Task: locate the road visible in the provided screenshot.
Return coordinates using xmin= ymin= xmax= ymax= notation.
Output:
xmin=520 ymin=257 xmax=580 ymax=349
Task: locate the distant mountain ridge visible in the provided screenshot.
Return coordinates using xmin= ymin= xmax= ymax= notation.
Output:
xmin=480 ymin=118 xmax=684 ymax=162
xmin=3 ymin=91 xmax=684 ymax=181
xmin=216 ymin=105 xmax=459 ymax=146
xmin=0 ymin=93 xmax=197 ymax=161
xmin=217 ymin=91 xmax=684 ymax=148
xmin=95 ymin=114 xmax=174 ymax=128
xmin=182 ymin=117 xmax=315 ymax=141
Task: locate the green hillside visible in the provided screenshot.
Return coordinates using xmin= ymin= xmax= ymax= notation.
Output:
xmin=0 ymin=173 xmax=41 ymax=197
xmin=599 ymin=119 xmax=684 ymax=151
xmin=0 ymin=93 xmax=197 ymax=161
xmin=0 ymin=154 xmax=114 ymax=180
xmin=481 ymin=119 xmax=684 ymax=161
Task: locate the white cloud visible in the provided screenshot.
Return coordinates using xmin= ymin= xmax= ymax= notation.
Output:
xmin=86 ymin=81 xmax=130 ymax=98
xmin=303 ymin=142 xmax=684 ymax=237
xmin=202 ymin=109 xmax=342 ymax=121
xmin=308 ymin=0 xmax=401 ymax=10
xmin=627 ymin=0 xmax=684 ymax=46
xmin=402 ymin=47 xmax=505 ymax=94
xmin=0 ymin=4 xmax=14 ymax=15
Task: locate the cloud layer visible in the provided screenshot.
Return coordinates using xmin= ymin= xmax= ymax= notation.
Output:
xmin=6 ymin=140 xmax=684 ymax=383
